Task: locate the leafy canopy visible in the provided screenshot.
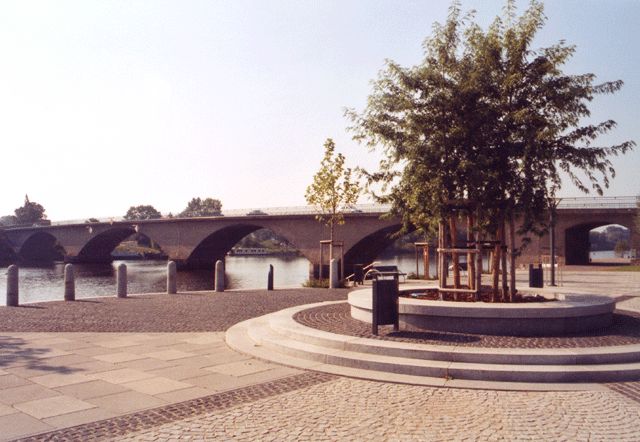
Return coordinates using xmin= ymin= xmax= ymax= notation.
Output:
xmin=305 ymin=138 xmax=360 ymax=235
xmin=14 ymin=195 xmax=47 ymax=225
xmin=123 ymin=205 xmax=162 ymax=221
xmin=347 ymin=0 xmax=634 ymax=239
xmin=179 ymin=197 xmax=222 ymax=217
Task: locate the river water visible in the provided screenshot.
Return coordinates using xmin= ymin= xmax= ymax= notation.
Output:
xmin=0 ymin=250 xmax=622 ymax=305
xmin=0 ymin=255 xmax=425 ymax=305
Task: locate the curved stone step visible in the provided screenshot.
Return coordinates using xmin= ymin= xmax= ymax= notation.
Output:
xmin=226 ymin=301 xmax=640 ymax=386
xmin=248 ymin=316 xmax=640 ymax=383
xmin=268 ymin=302 xmax=640 ymax=366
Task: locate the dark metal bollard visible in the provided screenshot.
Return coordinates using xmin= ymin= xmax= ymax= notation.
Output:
xmin=64 ymin=264 xmax=75 ymax=301
xmin=267 ymin=265 xmax=274 ymax=291
xmin=117 ymin=263 xmax=127 ymax=298
xmin=167 ymin=261 xmax=177 ymax=294
xmin=6 ymin=265 xmax=19 ymax=307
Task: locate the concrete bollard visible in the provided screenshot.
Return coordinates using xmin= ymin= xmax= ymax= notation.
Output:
xmin=215 ymin=260 xmax=224 ymax=292
xmin=6 ymin=265 xmax=19 ymax=307
xmin=116 ymin=263 xmax=127 ymax=298
xmin=267 ymin=264 xmax=274 ymax=291
xmin=329 ymin=258 xmax=339 ymax=289
xmin=167 ymin=261 xmax=177 ymax=294
xmin=64 ymin=264 xmax=75 ymax=301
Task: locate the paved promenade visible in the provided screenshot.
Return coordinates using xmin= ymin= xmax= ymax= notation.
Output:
xmin=0 ymin=269 xmax=639 ymax=440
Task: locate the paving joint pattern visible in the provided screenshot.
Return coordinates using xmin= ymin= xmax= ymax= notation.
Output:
xmin=14 ymin=372 xmax=336 ymax=441
xmin=606 ymin=382 xmax=640 ymax=404
xmin=294 ymin=302 xmax=640 ymax=348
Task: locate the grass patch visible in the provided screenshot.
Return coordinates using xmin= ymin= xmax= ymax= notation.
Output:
xmin=606 ymin=265 xmax=640 ymax=272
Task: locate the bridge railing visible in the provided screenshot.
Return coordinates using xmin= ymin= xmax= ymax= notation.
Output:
xmin=557 ymin=196 xmax=639 ymax=209
xmin=20 ymin=197 xmax=638 ymax=227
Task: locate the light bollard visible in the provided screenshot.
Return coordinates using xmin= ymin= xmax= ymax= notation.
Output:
xmin=6 ymin=264 xmax=19 ymax=307
xmin=215 ymin=260 xmax=224 ymax=292
xmin=116 ymin=263 xmax=127 ymax=298
xmin=267 ymin=264 xmax=274 ymax=291
xmin=167 ymin=261 xmax=177 ymax=294
xmin=329 ymin=258 xmax=339 ymax=289
xmin=64 ymin=264 xmax=75 ymax=301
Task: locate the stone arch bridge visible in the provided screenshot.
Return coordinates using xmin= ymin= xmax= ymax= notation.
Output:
xmin=2 ymin=198 xmax=638 ymax=275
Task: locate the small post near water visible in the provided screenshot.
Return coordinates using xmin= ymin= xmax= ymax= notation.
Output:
xmin=267 ymin=265 xmax=274 ymax=290
xmin=6 ymin=265 xmax=19 ymax=307
xmin=215 ymin=260 xmax=224 ymax=292
xmin=117 ymin=263 xmax=127 ymax=298
xmin=167 ymin=261 xmax=177 ymax=294
xmin=64 ymin=264 xmax=75 ymax=301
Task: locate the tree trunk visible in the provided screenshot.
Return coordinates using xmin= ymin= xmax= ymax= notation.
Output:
xmin=449 ymin=216 xmax=460 ymax=289
xmin=475 ymin=227 xmax=482 ymax=301
xmin=329 ymin=219 xmax=334 ymax=263
xmin=509 ymin=213 xmax=517 ymax=298
xmin=467 ymin=214 xmax=475 ymax=290
xmin=500 ymin=219 xmax=508 ymax=301
xmin=423 ymin=245 xmax=430 ymax=280
xmin=491 ymin=230 xmax=500 ymax=302
xmin=438 ymin=221 xmax=446 ymax=289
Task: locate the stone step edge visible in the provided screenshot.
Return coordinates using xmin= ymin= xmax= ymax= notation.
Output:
xmin=271 ymin=301 xmax=640 ymax=366
xmin=249 ymin=315 xmax=640 ymax=383
xmin=225 ymin=317 xmax=606 ymax=392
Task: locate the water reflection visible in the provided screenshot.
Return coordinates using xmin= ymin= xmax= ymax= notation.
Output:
xmin=0 ymin=254 xmax=431 ymax=305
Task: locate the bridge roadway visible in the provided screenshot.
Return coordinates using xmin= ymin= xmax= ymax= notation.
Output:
xmin=2 ymin=198 xmax=638 ymax=273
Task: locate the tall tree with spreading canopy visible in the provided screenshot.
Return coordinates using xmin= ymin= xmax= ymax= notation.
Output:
xmin=347 ymin=0 xmax=634 ymax=299
xmin=179 ymin=197 xmax=222 ymax=217
xmin=14 ymin=195 xmax=47 ymax=225
xmin=305 ymin=138 xmax=361 ymax=265
xmin=123 ymin=205 xmax=162 ymax=221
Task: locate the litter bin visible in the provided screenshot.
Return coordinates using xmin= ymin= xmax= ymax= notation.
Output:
xmin=372 ymin=277 xmax=399 ymax=335
xmin=353 ymin=264 xmax=364 ymax=285
xmin=529 ymin=264 xmax=543 ymax=288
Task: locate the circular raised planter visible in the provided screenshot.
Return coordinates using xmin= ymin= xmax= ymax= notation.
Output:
xmin=348 ymin=286 xmax=616 ymax=336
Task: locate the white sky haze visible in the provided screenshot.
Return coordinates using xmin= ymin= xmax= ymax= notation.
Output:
xmin=1 ymin=0 xmax=638 ymax=221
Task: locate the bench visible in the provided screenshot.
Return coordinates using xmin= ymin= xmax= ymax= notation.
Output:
xmin=365 ymin=265 xmax=407 ymax=282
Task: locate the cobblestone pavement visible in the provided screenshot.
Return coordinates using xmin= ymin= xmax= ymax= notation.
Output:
xmin=2 ymin=270 xmax=640 ymax=440
xmin=16 ymin=372 xmax=335 ymax=442
xmin=0 ymin=289 xmax=348 ymax=332
xmin=294 ymin=302 xmax=640 ymax=348
xmin=104 ymin=377 xmax=640 ymax=441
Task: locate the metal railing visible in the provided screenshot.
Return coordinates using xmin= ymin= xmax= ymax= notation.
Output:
xmin=557 ymin=196 xmax=639 ymax=209
xmin=8 ymin=196 xmax=637 ymax=228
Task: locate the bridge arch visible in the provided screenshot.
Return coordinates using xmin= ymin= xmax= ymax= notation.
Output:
xmin=76 ymin=226 xmax=140 ymax=263
xmin=185 ymin=223 xmax=310 ymax=269
xmin=564 ymin=220 xmax=633 ymax=265
xmin=344 ymin=224 xmax=403 ymax=273
xmin=18 ymin=232 xmax=66 ymax=263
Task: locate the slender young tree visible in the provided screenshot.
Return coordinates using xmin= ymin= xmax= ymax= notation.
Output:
xmin=305 ymin=138 xmax=361 ymax=265
xmin=347 ymin=0 xmax=634 ymax=298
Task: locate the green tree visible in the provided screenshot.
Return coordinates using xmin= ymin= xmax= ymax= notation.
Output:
xmin=0 ymin=215 xmax=18 ymax=227
xmin=305 ymin=138 xmax=361 ymax=262
xmin=614 ymin=239 xmax=630 ymax=258
xmin=179 ymin=197 xmax=222 ymax=217
xmin=14 ymin=195 xmax=47 ymax=225
xmin=123 ymin=205 xmax=162 ymax=221
xmin=347 ymin=1 xmax=634 ymax=297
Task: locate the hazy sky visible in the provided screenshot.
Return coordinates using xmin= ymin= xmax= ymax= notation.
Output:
xmin=1 ymin=0 xmax=638 ymax=221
